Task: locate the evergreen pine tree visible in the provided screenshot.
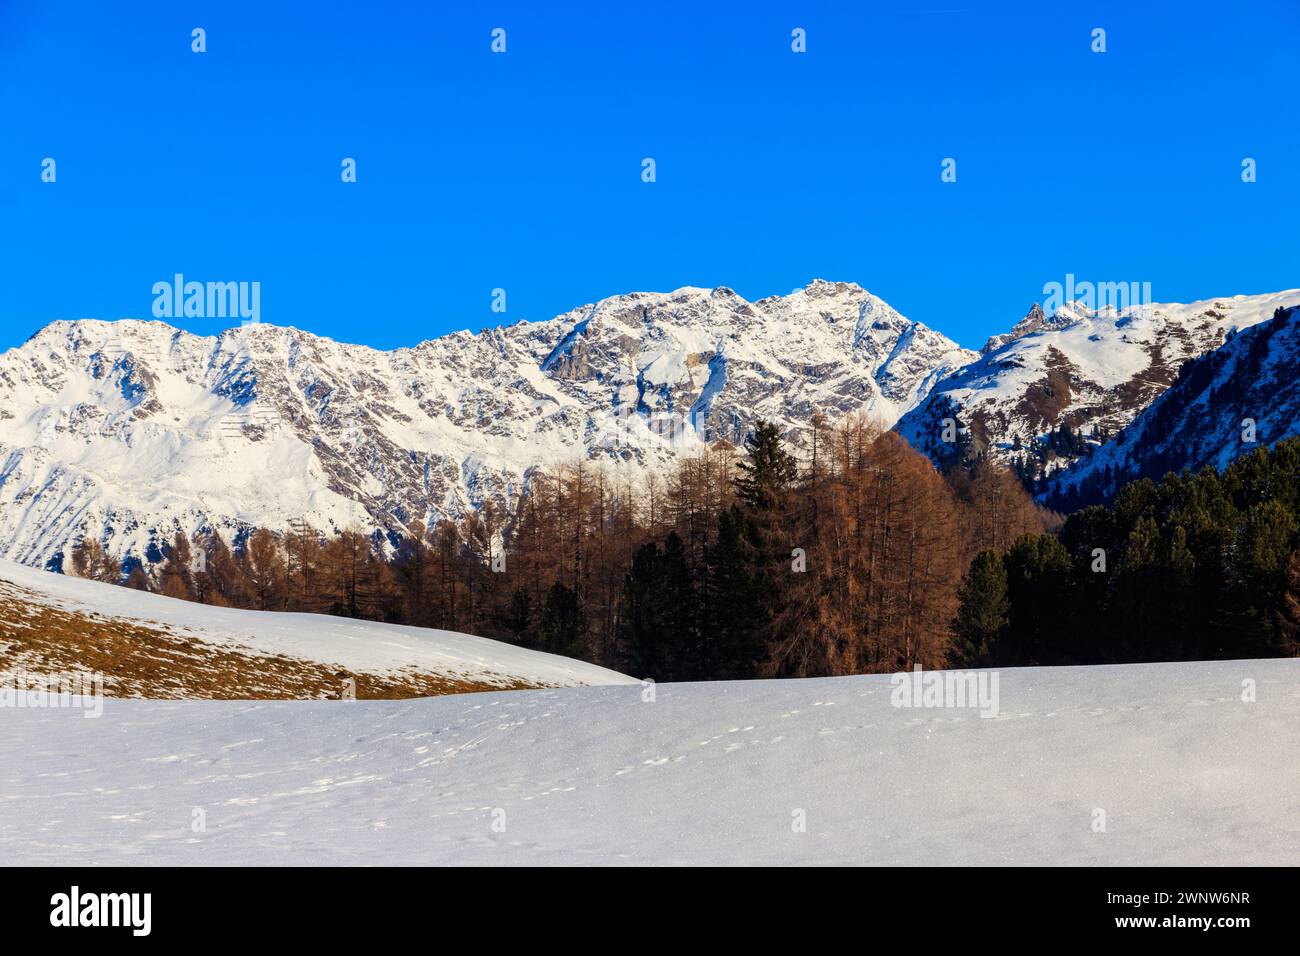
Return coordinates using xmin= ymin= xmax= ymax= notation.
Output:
xmin=1002 ymin=533 xmax=1071 ymax=665
xmin=949 ymin=550 xmax=1009 ymax=667
xmin=734 ymin=420 xmax=798 ymax=511
xmin=617 ymin=532 xmax=697 ymax=680
xmin=538 ymin=582 xmax=585 ymax=659
xmin=701 ymin=505 xmax=767 ymax=679
xmin=498 ymin=587 xmax=531 ymax=644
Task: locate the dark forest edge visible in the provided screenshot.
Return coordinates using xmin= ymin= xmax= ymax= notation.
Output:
xmin=953 ymin=436 xmax=1300 ymax=666
xmin=63 ymin=419 xmax=1300 ymax=680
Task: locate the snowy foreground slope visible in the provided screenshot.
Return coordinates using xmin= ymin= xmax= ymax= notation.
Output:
xmin=0 ymin=559 xmax=633 ymax=696
xmin=2 ymin=658 xmax=1296 ymax=865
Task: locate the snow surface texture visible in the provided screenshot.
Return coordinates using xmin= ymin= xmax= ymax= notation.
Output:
xmin=0 ymin=280 xmax=973 ymax=569
xmin=896 ymin=289 xmax=1300 ymax=474
xmin=0 ymin=558 xmax=633 ymax=691
xmin=2 ymin=658 xmax=1296 ymax=865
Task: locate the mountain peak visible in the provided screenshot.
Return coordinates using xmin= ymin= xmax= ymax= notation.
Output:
xmin=981 ymin=303 xmax=1052 ymax=354
xmin=801 ymin=278 xmax=866 ymax=295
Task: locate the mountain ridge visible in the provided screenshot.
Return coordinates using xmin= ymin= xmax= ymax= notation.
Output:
xmin=3 ymin=281 xmax=1297 ymax=572
xmin=0 ymin=280 xmax=974 ymax=569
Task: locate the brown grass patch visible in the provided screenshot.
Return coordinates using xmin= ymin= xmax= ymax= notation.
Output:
xmin=0 ymin=583 xmax=541 ymax=700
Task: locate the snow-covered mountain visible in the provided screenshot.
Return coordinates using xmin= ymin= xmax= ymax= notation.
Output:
xmin=4 ymin=657 xmax=1296 ymax=864
xmin=1045 ymin=304 xmax=1300 ymax=507
xmin=0 ymin=280 xmax=974 ymax=569
xmin=894 ymin=290 xmax=1300 ymax=476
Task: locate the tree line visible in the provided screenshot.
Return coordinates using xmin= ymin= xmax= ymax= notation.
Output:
xmin=72 ymin=424 xmax=1300 ymax=676
xmin=70 ymin=415 xmax=1053 ymax=680
xmin=951 ymin=437 xmax=1300 ymax=666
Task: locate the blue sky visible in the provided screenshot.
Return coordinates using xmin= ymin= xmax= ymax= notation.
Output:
xmin=1 ymin=0 xmax=1296 ymax=352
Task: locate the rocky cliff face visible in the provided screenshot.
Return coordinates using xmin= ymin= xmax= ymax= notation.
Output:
xmin=1044 ymin=304 xmax=1300 ymax=507
xmin=894 ymin=290 xmax=1299 ymax=477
